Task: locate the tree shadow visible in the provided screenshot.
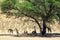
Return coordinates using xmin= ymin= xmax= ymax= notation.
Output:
xmin=46 ymin=33 xmax=60 ymax=37
xmin=0 ymin=33 xmax=60 ymax=37
xmin=0 ymin=34 xmax=14 ymax=36
xmin=13 ymin=33 xmax=60 ymax=37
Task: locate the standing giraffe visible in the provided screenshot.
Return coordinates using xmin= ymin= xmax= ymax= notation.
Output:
xmin=15 ymin=28 xmax=19 ymax=36
xmin=47 ymin=27 xmax=52 ymax=32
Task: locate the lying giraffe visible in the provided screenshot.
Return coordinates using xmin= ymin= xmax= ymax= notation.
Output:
xmin=32 ymin=26 xmax=37 ymax=35
xmin=8 ymin=29 xmax=13 ymax=34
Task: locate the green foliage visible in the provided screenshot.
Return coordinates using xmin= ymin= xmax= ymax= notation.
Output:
xmin=19 ymin=1 xmax=34 ymax=12
xmin=16 ymin=1 xmax=40 ymax=17
xmin=1 ymin=0 xmax=60 ymax=21
xmin=1 ymin=0 xmax=19 ymax=13
xmin=0 ymin=2 xmax=1 ymax=10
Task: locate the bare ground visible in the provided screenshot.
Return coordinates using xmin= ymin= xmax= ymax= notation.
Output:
xmin=0 ymin=31 xmax=60 ymax=40
xmin=0 ymin=36 xmax=60 ymax=40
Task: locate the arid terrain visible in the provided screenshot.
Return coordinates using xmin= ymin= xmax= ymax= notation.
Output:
xmin=0 ymin=0 xmax=60 ymax=40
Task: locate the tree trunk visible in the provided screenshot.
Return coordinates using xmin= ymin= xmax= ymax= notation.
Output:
xmin=23 ymin=14 xmax=42 ymax=33
xmin=41 ymin=19 xmax=47 ymax=36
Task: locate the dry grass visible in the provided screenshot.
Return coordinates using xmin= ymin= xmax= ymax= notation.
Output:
xmin=0 ymin=13 xmax=60 ymax=40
